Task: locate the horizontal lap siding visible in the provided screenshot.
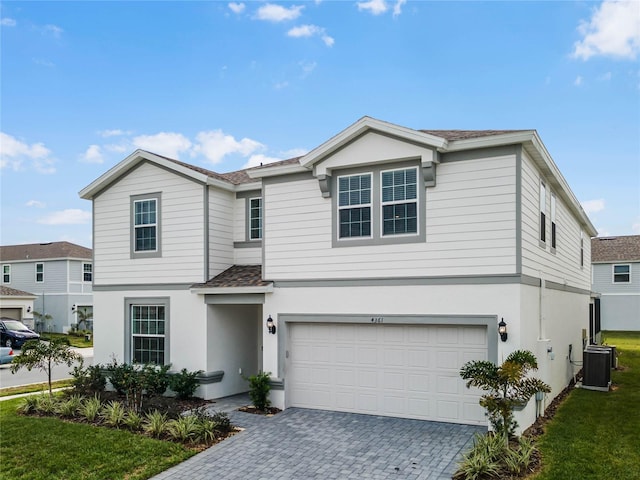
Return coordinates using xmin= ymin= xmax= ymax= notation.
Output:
xmin=209 ymin=188 xmax=234 ymax=278
xmin=94 ymin=163 xmax=205 ymax=285
xmin=520 ymin=153 xmax=590 ymax=289
xmin=593 ymin=262 xmax=640 ymax=294
xmin=264 ymin=156 xmax=517 ymax=280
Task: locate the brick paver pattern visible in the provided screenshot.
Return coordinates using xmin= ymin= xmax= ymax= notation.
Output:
xmin=153 ymin=397 xmax=484 ymax=480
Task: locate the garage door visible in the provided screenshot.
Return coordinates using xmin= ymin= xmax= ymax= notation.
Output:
xmin=288 ymin=323 xmax=487 ymax=425
xmin=0 ymin=308 xmax=21 ymax=320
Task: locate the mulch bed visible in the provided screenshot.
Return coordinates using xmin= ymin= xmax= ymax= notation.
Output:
xmin=237 ymin=405 xmax=282 ymax=415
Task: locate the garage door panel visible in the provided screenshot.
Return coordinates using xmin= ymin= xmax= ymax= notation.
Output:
xmin=288 ymin=323 xmax=488 ymax=425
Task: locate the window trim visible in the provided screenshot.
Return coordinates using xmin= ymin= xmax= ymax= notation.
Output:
xmin=380 ymin=166 xmax=419 ymax=238
xmin=337 ymin=171 xmax=373 ymax=241
xmin=612 ymin=264 xmax=631 ymax=284
xmin=550 ymin=192 xmax=557 ymax=252
xmin=124 ymin=297 xmax=170 ymax=366
xmin=130 ymin=193 xmax=162 ymax=259
xmin=2 ymin=265 xmax=10 ymax=284
xmin=35 ymin=263 xmax=44 ymax=283
xmin=539 ymin=180 xmax=546 ymax=246
xmin=83 ymin=263 xmax=93 ymax=282
xmin=332 ymin=161 xmax=426 ymax=248
xmin=248 ymin=197 xmax=263 ymax=241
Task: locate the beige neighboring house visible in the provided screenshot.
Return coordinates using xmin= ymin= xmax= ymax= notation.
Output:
xmin=591 ymin=235 xmax=640 ymax=331
xmin=0 ymin=241 xmax=93 ymax=333
xmin=0 ymin=285 xmax=37 ymax=329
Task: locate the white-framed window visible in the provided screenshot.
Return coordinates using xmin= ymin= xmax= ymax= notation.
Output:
xmin=539 ymin=181 xmax=546 ymax=243
xmin=580 ymin=231 xmax=584 ymax=267
xmin=35 ymin=263 xmax=44 ymax=283
xmin=131 ymin=193 xmax=161 ymax=258
xmin=613 ymin=264 xmax=631 ymax=283
xmin=550 ymin=193 xmax=557 ymax=250
xmin=131 ymin=304 xmax=166 ymax=365
xmin=2 ymin=265 xmax=10 ymax=284
xmin=249 ymin=197 xmax=262 ymax=240
xmin=338 ymin=173 xmax=372 ymax=239
xmin=381 ymin=167 xmax=418 ymax=236
xmin=83 ymin=263 xmax=92 ymax=282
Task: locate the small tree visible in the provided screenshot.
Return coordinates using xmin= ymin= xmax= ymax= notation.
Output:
xmin=32 ymin=310 xmax=53 ymax=333
xmin=75 ymin=306 xmax=93 ymax=331
xmin=245 ymin=371 xmax=272 ymax=411
xmin=11 ymin=338 xmax=82 ymax=395
xmin=460 ymin=350 xmax=551 ymax=443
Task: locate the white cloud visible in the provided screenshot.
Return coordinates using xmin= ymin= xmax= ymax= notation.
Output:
xmin=80 ymin=144 xmax=104 ymax=164
xmin=598 ymin=71 xmax=613 ymax=81
xmin=33 ymin=158 xmax=56 ymax=174
xmin=573 ymin=0 xmax=640 ymax=60
xmin=105 ymin=143 xmax=128 ymax=153
xmin=287 ymin=24 xmax=334 ymax=46
xmin=243 ymin=154 xmax=283 ymax=169
xmin=256 ymin=4 xmax=304 ymax=22
xmin=393 ymin=0 xmax=406 ymax=18
xmin=194 ymin=130 xmax=264 ymax=164
xmin=26 ymin=200 xmax=46 ymax=208
xmin=0 ymin=132 xmax=53 ymax=172
xmin=574 ymin=75 xmax=583 ymax=86
xmin=38 ymin=209 xmax=91 ymax=225
xmin=357 ymin=0 xmax=388 ymax=15
xmin=581 ymin=198 xmax=606 ymax=214
xmin=228 ymin=2 xmax=245 ymax=14
xmin=1 ymin=18 xmax=16 ymax=26
xmin=99 ymin=129 xmax=131 ymax=137
xmin=281 ymin=147 xmax=308 ymax=158
xmin=132 ymin=132 xmax=192 ymax=159
xmin=43 ymin=24 xmax=63 ymax=38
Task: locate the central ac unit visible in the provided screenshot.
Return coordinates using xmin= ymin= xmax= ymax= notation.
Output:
xmin=582 ymin=348 xmax=611 ymax=392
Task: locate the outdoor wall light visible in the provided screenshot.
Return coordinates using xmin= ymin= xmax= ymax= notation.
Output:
xmin=266 ymin=315 xmax=276 ymax=335
xmin=71 ymin=304 xmax=77 ymax=312
xmin=26 ymin=306 xmax=31 ymax=313
xmin=498 ymin=318 xmax=508 ymax=342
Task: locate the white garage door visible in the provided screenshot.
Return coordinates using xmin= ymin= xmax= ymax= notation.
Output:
xmin=288 ymin=323 xmax=488 ymax=425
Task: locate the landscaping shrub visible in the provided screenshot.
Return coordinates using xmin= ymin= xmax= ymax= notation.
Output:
xmin=169 ymin=368 xmax=203 ymax=400
xmin=80 ymin=395 xmax=102 ymax=422
xmin=167 ymin=415 xmax=200 ymax=443
xmin=71 ymin=362 xmax=106 ymax=395
xmin=245 ymin=371 xmax=271 ymax=411
xmin=124 ymin=410 xmax=144 ymax=431
xmin=57 ymin=395 xmax=82 ymax=418
xmin=105 ymin=360 xmax=172 ymax=411
xmin=145 ymin=409 xmax=169 ymax=438
xmin=101 ymin=400 xmax=126 ymax=428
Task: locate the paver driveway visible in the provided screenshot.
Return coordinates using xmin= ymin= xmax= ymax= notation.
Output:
xmin=153 ymin=399 xmax=485 ymax=480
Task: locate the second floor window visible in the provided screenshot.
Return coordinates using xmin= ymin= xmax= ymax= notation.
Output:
xmin=551 ymin=193 xmax=557 ymax=250
xmin=134 ymin=198 xmax=157 ymax=252
xmin=338 ymin=173 xmax=372 ymax=239
xmin=2 ymin=265 xmax=10 ymax=283
xmin=613 ymin=264 xmax=630 ymax=283
xmin=83 ymin=263 xmax=93 ymax=282
xmin=249 ymin=198 xmax=262 ymax=240
xmin=539 ymin=181 xmax=546 ymax=243
xmin=35 ymin=263 xmax=44 ymax=283
xmin=381 ymin=168 xmax=418 ymax=236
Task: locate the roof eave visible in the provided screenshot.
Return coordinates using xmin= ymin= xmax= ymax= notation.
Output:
xmin=248 ymin=163 xmax=309 ymax=179
xmin=190 ymin=285 xmax=274 ymax=295
xmin=442 ymin=131 xmax=536 ymax=152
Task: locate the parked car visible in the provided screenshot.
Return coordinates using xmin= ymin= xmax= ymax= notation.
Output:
xmin=0 ymin=346 xmax=15 ymax=365
xmin=0 ymin=318 xmax=40 ymax=349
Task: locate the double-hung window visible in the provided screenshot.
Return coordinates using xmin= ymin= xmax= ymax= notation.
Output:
xmin=131 ymin=304 xmax=166 ymax=364
xmin=83 ymin=263 xmax=92 ymax=282
xmin=613 ymin=264 xmax=630 ymax=283
xmin=35 ymin=263 xmax=44 ymax=283
xmin=539 ymin=181 xmax=546 ymax=244
xmin=131 ymin=193 xmax=161 ymax=258
xmin=550 ymin=193 xmax=557 ymax=250
xmin=338 ymin=173 xmax=372 ymax=239
xmin=2 ymin=265 xmax=10 ymax=284
xmin=249 ymin=197 xmax=262 ymax=240
xmin=381 ymin=168 xmax=418 ymax=236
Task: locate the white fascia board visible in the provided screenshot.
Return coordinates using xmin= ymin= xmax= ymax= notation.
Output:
xmin=190 ymin=285 xmax=274 ymax=295
xmin=299 ymin=116 xmax=447 ymax=169
xmin=206 ymin=176 xmax=236 ymax=192
xmin=6 ymin=256 xmax=92 ymax=264
xmin=235 ymin=181 xmax=263 ymax=192
xmin=247 ymin=163 xmax=308 ymax=179
xmin=443 ymin=131 xmax=536 ymax=152
xmin=0 ymin=294 xmax=38 ymax=300
xmin=79 ymin=150 xmax=211 ymax=199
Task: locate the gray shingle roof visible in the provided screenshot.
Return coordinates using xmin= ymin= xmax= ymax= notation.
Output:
xmin=419 ymin=130 xmax=530 ymax=141
xmin=591 ymin=235 xmax=640 ymax=263
xmin=192 ymin=265 xmax=271 ymax=288
xmin=0 ymin=241 xmax=92 ymax=262
xmin=0 ymin=286 xmax=36 ymax=297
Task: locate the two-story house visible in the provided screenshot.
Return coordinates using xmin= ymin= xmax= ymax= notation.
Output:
xmin=591 ymin=235 xmax=640 ymax=331
xmin=80 ymin=117 xmax=596 ymax=432
xmin=0 ymin=241 xmax=93 ymax=333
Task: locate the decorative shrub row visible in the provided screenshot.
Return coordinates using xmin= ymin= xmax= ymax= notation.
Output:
xmin=19 ymin=393 xmax=234 ymax=446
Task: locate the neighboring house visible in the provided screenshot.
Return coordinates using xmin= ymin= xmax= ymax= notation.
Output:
xmin=80 ymin=116 xmax=596 ymax=432
xmin=591 ymin=235 xmax=640 ymax=331
xmin=0 ymin=286 xmax=36 ymax=329
xmin=0 ymin=242 xmax=93 ymax=333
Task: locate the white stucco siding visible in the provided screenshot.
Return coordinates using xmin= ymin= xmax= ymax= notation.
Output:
xmin=93 ymin=162 xmax=205 ymax=285
xmin=92 ymin=289 xmax=207 ymax=371
xmin=264 ymin=156 xmax=517 ymax=280
xmin=520 ymin=152 xmax=591 ymax=290
xmin=208 ymin=187 xmax=234 ymax=278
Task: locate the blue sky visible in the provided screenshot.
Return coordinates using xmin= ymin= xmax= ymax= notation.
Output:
xmin=1 ymin=0 xmax=639 ymax=248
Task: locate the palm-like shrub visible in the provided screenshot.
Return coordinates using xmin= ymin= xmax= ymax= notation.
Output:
xmin=460 ymin=350 xmax=550 ymax=442
xmin=101 ymin=401 xmax=126 ymax=428
xmin=144 ymin=410 xmax=169 ymax=438
xmin=167 ymin=415 xmax=200 ymax=443
xmin=80 ymin=395 xmax=102 ymax=422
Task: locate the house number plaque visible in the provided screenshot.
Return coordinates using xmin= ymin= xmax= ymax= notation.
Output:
xmin=370 ymin=317 xmax=384 ymax=323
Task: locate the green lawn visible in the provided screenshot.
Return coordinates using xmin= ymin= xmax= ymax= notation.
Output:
xmin=0 ymin=396 xmax=195 ymax=480
xmin=0 ymin=379 xmax=73 ymax=398
xmin=39 ymin=332 xmax=93 ymax=348
xmin=534 ymin=331 xmax=640 ymax=480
